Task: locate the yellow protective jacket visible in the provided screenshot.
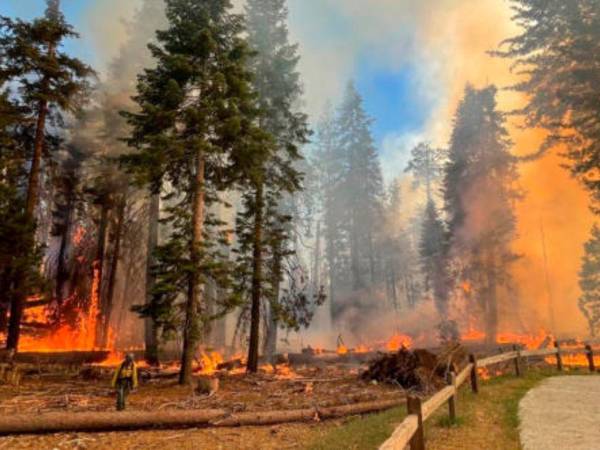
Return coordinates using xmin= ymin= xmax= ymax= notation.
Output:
xmin=111 ymin=361 xmax=138 ymax=388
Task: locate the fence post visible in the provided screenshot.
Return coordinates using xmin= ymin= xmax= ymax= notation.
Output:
xmin=446 ymin=372 xmax=457 ymax=424
xmin=585 ymin=344 xmax=596 ymax=372
xmin=468 ymin=354 xmax=479 ymax=394
xmin=407 ymin=395 xmax=425 ymax=450
xmin=554 ymin=341 xmax=563 ymax=371
xmin=512 ymin=345 xmax=522 ymax=377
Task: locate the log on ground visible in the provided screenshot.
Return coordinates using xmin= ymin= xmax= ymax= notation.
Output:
xmin=0 ymin=398 xmax=405 ymax=435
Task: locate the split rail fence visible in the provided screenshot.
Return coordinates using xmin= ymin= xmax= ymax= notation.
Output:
xmin=379 ymin=342 xmax=597 ymax=450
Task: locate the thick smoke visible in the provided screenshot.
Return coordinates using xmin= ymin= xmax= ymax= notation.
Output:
xmin=80 ymin=0 xmax=593 ymax=347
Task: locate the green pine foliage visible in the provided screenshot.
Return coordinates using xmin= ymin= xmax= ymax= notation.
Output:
xmin=443 ymin=85 xmax=520 ymax=342
xmin=240 ymin=0 xmax=317 ymax=365
xmin=495 ymin=0 xmax=600 ymax=214
xmin=419 ymin=199 xmax=450 ymax=316
xmin=122 ymin=0 xmax=266 ymax=382
xmin=312 ymin=83 xmax=386 ymax=322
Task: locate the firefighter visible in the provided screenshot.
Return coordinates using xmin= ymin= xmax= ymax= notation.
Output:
xmin=111 ymin=353 xmax=138 ymax=411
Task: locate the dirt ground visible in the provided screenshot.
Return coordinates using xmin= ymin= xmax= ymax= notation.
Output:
xmin=0 ymin=363 xmax=402 ymax=449
xmin=0 ymin=422 xmax=340 ymax=450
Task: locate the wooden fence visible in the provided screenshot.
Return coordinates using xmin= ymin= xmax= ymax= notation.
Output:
xmin=379 ymin=342 xmax=597 ymax=450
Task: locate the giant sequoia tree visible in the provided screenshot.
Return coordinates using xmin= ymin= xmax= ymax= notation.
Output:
xmin=444 ymin=85 xmax=520 ymax=343
xmin=0 ymin=0 xmax=93 ymax=350
xmin=123 ymin=0 xmax=263 ymax=384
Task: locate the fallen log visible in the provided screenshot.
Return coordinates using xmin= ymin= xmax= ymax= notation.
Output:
xmin=0 ymin=409 xmax=227 ymax=435
xmin=0 ymin=398 xmax=405 ymax=435
xmin=0 ymin=350 xmax=110 ymax=365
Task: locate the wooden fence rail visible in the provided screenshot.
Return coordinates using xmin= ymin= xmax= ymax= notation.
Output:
xmin=378 ymin=342 xmax=596 ymax=450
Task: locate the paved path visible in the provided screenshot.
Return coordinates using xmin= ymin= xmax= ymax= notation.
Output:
xmin=519 ymin=376 xmax=600 ymax=450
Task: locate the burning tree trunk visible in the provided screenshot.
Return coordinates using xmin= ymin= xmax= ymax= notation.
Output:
xmin=93 ymin=201 xmax=110 ymax=347
xmin=247 ymin=182 xmax=265 ymax=373
xmin=144 ymin=191 xmax=160 ymax=366
xmin=180 ymin=152 xmax=206 ymax=385
xmin=55 ymin=191 xmax=75 ymax=303
xmin=99 ymin=196 xmax=126 ymax=348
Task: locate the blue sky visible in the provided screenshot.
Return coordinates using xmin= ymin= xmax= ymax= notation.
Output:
xmin=2 ymin=0 xmax=434 ymax=179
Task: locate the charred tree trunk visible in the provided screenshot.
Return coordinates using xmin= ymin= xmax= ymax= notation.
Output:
xmin=247 ymin=182 xmax=264 ymax=373
xmin=180 ymin=152 xmax=206 ymax=385
xmin=55 ymin=191 xmax=75 ymax=303
xmin=144 ymin=192 xmax=160 ymax=366
xmin=100 ymin=197 xmax=126 ymax=348
xmin=93 ymin=202 xmax=110 ymax=347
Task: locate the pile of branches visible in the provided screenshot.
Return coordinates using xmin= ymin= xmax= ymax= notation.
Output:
xmin=361 ymin=344 xmax=467 ymax=392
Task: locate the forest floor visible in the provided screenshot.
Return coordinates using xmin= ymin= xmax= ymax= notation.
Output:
xmin=0 ymin=364 xmax=593 ymax=450
xmin=0 ymin=363 xmax=401 ymax=449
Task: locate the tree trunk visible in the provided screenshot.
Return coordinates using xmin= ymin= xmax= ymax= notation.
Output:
xmin=179 ymin=152 xmax=205 ymax=385
xmin=55 ymin=193 xmax=74 ymax=303
xmin=6 ymin=95 xmax=49 ymax=351
xmin=100 ymin=197 xmax=126 ymax=348
xmin=0 ymin=399 xmax=403 ymax=435
xmin=144 ymin=191 xmax=160 ymax=366
xmin=93 ymin=202 xmax=110 ymax=347
xmin=247 ymin=182 xmax=264 ymax=373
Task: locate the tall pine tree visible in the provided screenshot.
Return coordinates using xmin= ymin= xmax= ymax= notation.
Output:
xmin=444 ymin=85 xmax=520 ymax=343
xmin=122 ymin=0 xmax=261 ymax=384
xmin=244 ymin=0 xmax=310 ymax=363
xmin=0 ymin=0 xmax=93 ymax=350
xmin=495 ymin=0 xmax=600 ymax=213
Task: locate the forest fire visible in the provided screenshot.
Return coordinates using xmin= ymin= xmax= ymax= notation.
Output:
xmin=386 ymin=334 xmax=414 ymax=351
xmin=336 ymin=343 xmax=349 ymax=355
xmin=4 ymin=263 xmax=120 ymax=363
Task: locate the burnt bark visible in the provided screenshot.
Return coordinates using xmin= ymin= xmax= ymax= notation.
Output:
xmin=100 ymin=197 xmax=126 ymax=348
xmin=55 ymin=191 xmax=75 ymax=302
xmin=93 ymin=202 xmax=110 ymax=347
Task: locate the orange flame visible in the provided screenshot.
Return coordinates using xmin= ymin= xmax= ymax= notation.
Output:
xmin=386 ymin=334 xmax=413 ymax=351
